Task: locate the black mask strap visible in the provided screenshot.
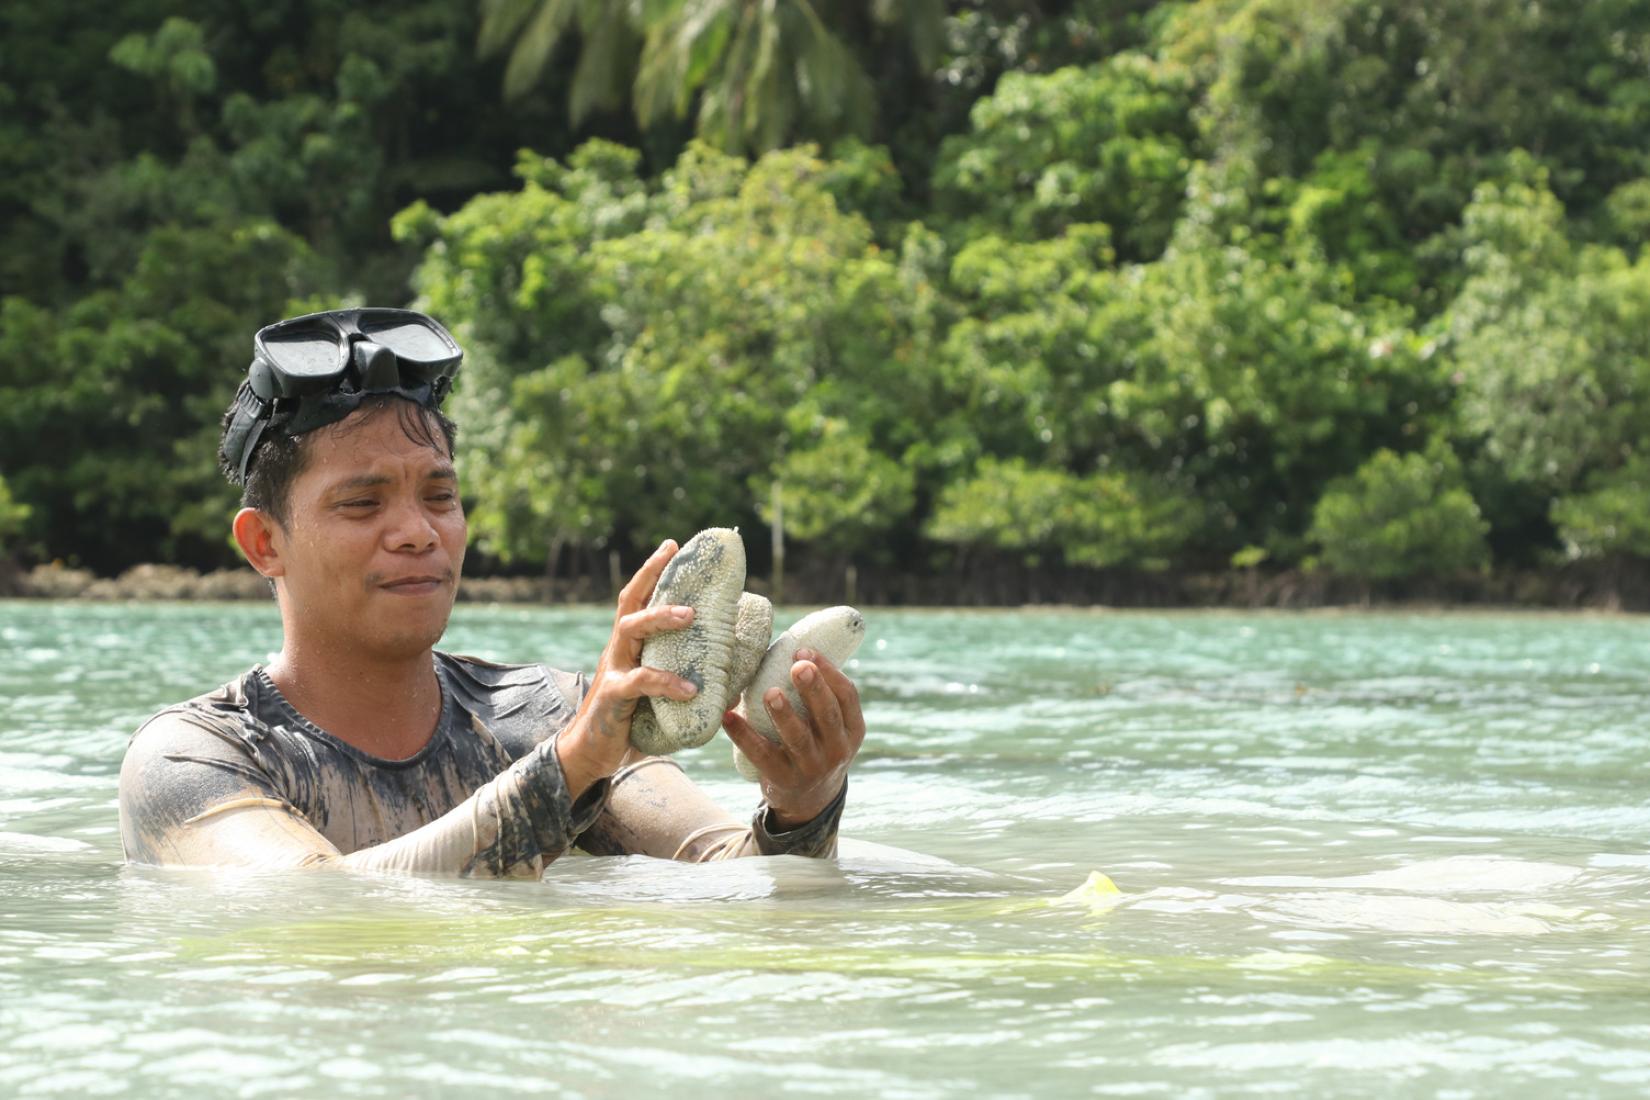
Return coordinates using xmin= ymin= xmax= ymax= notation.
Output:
xmin=227 ymin=388 xmax=273 ymax=485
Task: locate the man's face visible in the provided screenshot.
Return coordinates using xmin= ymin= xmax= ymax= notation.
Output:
xmin=268 ymin=403 xmax=466 ymax=661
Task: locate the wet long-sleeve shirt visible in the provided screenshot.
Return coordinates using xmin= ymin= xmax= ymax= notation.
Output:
xmin=117 ymin=652 xmax=843 ymax=876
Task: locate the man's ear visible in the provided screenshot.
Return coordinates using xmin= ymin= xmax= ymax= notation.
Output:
xmin=232 ymin=508 xmax=286 ymax=579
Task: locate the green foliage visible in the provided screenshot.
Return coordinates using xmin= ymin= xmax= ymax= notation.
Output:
xmin=932 ymin=55 xmax=1195 ymax=260
xmin=1172 ymin=0 xmax=1650 ymax=212
xmin=935 ymin=224 xmax=1117 ymax=472
xmin=1438 ymin=159 xmax=1650 ymax=553
xmin=0 ymin=474 xmax=29 ymax=556
xmin=1279 ymin=143 xmax=1417 ymax=302
xmin=110 ymin=17 xmax=217 ymax=123
xmin=412 ymin=141 xmax=935 ymax=564
xmin=1121 ymin=242 xmax=1444 ymax=558
xmin=1604 ymin=179 xmax=1650 ymax=252
xmin=0 ymin=220 xmax=318 ymax=571
xmin=935 ymin=212 xmax=1445 ymax=562
xmin=816 ymin=138 xmax=909 ymax=236
xmin=479 ymin=0 xmax=639 ymax=110
xmin=482 ymin=1 xmax=945 ymax=154
xmin=1160 ymin=0 xmax=1650 ymax=312
xmin=401 ymin=140 xmax=648 ymax=371
xmin=10 ymin=0 xmax=1650 ymax=591
xmin=644 ymin=0 xmax=944 ymax=153
xmin=926 ymin=458 xmax=1202 ymax=570
xmin=1551 ymin=457 xmax=1650 ymax=561
xmin=1308 ymin=445 xmax=1490 ymax=580
xmin=0 ymin=0 xmax=557 ymax=570
xmin=760 ymin=420 xmax=916 ymax=558
xmin=633 ymin=0 xmax=872 ymax=153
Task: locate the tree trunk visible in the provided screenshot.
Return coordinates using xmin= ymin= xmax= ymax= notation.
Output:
xmin=544 ymin=535 xmax=566 ymax=603
xmin=770 ymin=478 xmax=785 ymax=606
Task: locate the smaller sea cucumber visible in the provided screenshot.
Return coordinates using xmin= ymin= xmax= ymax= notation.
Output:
xmin=732 ymin=605 xmax=866 ymax=781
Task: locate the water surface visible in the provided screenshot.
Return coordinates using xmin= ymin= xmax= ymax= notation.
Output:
xmin=2 ymin=602 xmax=1647 ymax=1096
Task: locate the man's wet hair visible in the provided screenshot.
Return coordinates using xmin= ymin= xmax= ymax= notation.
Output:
xmin=216 ymin=382 xmax=458 ymax=527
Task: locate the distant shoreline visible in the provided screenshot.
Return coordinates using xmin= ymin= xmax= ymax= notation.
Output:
xmin=4 ymin=559 xmax=1645 ymax=613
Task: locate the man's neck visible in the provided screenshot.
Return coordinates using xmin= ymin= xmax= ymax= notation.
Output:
xmin=266 ymin=641 xmax=443 ymax=761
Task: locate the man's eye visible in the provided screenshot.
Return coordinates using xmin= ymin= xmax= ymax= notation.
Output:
xmin=341 ymin=499 xmax=377 ymax=509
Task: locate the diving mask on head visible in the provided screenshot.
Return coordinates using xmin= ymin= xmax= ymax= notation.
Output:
xmin=223 ymin=308 xmax=463 ymax=484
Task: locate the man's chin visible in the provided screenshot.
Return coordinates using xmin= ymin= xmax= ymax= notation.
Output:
xmin=370 ymin=593 xmax=457 ymax=658
xmin=371 ymin=627 xmax=450 ymax=663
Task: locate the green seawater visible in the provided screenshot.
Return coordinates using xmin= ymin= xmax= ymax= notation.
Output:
xmin=2 ymin=601 xmax=1648 ymax=1097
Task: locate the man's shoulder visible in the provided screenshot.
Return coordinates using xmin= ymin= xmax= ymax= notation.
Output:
xmin=132 ymin=671 xmax=258 ymax=745
xmin=435 ymin=650 xmax=554 ymax=684
xmin=120 ymin=671 xmax=266 ymax=814
xmin=436 ymin=651 xmax=585 ymax=702
xmin=435 ymin=651 xmax=586 ymax=744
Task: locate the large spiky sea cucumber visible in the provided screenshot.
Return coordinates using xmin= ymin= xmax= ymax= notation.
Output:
xmin=631 ymin=590 xmax=773 ymax=755
xmin=630 ymin=528 xmax=748 ymax=752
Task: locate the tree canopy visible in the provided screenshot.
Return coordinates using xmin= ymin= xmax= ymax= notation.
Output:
xmin=6 ymin=0 xmax=1649 ymax=590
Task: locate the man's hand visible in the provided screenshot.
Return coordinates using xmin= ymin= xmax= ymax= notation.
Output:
xmin=556 ymin=540 xmax=700 ymax=800
xmin=722 ymin=649 xmax=865 ymax=829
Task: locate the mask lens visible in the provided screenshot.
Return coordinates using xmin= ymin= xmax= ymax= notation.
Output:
xmin=359 ymin=320 xmax=451 ymax=363
xmin=262 ymin=331 xmax=345 ymax=378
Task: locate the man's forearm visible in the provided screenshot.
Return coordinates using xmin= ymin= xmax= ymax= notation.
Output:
xmin=575 ymin=756 xmax=845 ymax=861
xmin=331 ymin=733 xmax=608 ymax=877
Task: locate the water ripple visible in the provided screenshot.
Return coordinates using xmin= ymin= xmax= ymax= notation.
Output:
xmin=2 ymin=604 xmax=1649 ymax=1095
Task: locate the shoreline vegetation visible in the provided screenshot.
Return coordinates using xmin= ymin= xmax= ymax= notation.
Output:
xmin=8 ymin=5 xmax=1650 ymax=599
xmin=6 ymin=560 xmax=1645 ymax=612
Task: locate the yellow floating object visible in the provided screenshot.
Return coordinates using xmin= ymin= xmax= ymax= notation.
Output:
xmin=1055 ymin=871 xmax=1122 ymax=912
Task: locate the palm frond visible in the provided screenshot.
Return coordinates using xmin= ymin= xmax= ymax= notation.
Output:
xmin=501 ymin=0 xmax=581 ymax=101
xmin=635 ymin=0 xmax=737 ymax=127
xmin=478 ymin=0 xmax=541 ymax=58
xmin=570 ymin=6 xmax=642 ymax=122
xmin=892 ymin=0 xmax=945 ymax=69
xmin=791 ymin=1 xmax=874 ymax=137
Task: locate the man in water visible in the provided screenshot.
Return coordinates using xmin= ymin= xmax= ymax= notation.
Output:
xmin=118 ymin=308 xmax=862 ymax=875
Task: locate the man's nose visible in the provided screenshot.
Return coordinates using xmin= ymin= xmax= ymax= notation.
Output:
xmin=385 ymin=496 xmax=439 ymax=552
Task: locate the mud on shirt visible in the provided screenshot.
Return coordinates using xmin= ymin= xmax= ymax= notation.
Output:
xmin=118 ymin=652 xmax=844 ymax=876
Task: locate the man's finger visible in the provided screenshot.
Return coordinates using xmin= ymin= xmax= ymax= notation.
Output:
xmin=616 ymin=539 xmax=677 ymax=615
xmin=762 ymin=685 xmax=821 ymax=767
xmin=616 ymin=603 xmax=694 ymax=650
xmin=790 ymin=659 xmax=846 ymax=757
xmin=603 ymin=665 xmax=699 ymax=703
xmin=796 ymin=648 xmax=866 ymax=747
xmin=723 ymin=709 xmax=790 ymax=781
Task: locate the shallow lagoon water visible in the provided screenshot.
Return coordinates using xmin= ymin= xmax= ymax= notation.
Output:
xmin=1 ymin=601 xmax=1648 ymax=1097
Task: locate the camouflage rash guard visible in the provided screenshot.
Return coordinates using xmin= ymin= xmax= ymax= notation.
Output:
xmin=117 ymin=652 xmax=844 ymax=877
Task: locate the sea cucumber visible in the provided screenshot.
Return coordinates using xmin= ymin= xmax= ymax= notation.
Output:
xmin=630 ymin=528 xmax=747 ymax=752
xmin=732 ymin=605 xmax=866 ymax=781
